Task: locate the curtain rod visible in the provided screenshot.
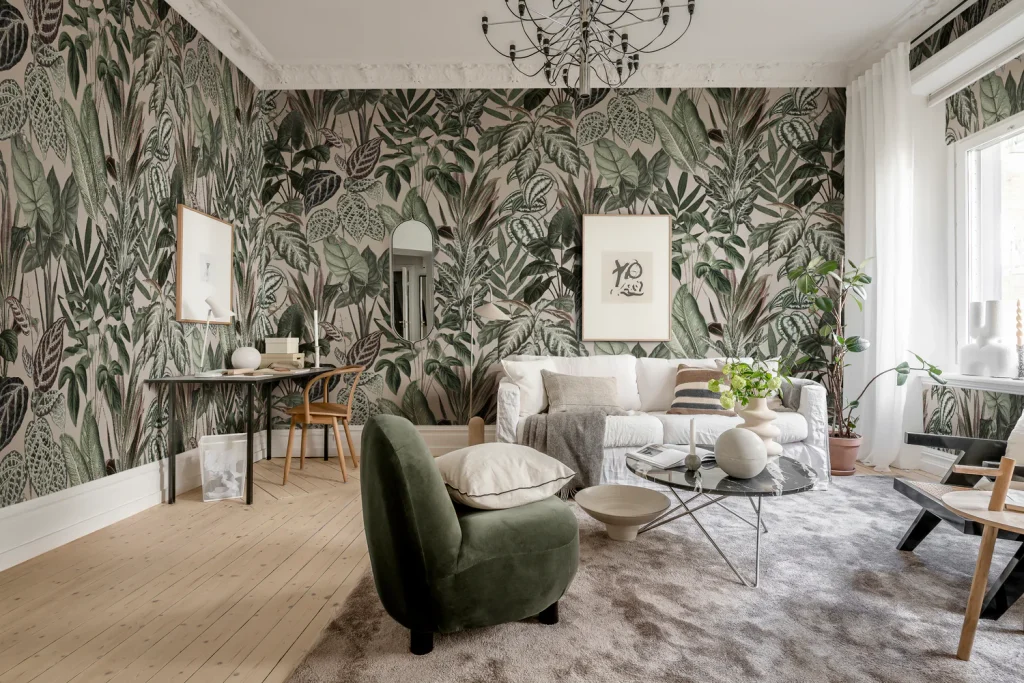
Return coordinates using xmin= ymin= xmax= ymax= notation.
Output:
xmin=912 ymin=0 xmax=976 ymax=46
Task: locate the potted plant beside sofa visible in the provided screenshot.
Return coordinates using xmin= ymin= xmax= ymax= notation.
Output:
xmin=786 ymin=258 xmax=944 ymax=475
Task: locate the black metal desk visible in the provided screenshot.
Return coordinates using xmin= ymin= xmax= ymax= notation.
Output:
xmin=146 ymin=368 xmax=332 ymax=504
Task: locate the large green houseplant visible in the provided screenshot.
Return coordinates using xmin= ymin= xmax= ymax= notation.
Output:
xmin=787 ymin=258 xmax=944 ymax=474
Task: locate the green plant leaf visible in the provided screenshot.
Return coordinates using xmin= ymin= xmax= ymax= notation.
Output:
xmin=593 ymin=138 xmax=639 ymax=187
xmin=324 ymin=237 xmax=369 ymax=285
xmin=11 ymin=134 xmax=52 ymax=228
xmin=980 ymin=73 xmax=1011 ymax=126
xmin=671 ymin=285 xmax=709 ymax=357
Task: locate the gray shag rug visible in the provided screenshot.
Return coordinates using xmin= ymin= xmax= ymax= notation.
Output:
xmin=288 ymin=476 xmax=1024 ymax=683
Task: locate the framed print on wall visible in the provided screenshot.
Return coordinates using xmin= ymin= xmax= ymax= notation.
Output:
xmin=582 ymin=214 xmax=671 ymax=341
xmin=176 ymin=205 xmax=234 ymax=324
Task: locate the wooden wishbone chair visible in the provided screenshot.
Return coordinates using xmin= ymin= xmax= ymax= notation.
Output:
xmin=282 ymin=365 xmax=363 ymax=485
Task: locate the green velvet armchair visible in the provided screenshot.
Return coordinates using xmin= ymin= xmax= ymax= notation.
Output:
xmin=360 ymin=415 xmax=579 ymax=655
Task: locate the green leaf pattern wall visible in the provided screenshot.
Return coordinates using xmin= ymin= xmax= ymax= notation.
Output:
xmin=0 ymin=0 xmax=845 ymax=508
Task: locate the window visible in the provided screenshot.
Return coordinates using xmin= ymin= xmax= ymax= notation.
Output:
xmin=967 ymin=131 xmax=1024 ymax=305
xmin=954 ymin=112 xmax=1024 ymax=358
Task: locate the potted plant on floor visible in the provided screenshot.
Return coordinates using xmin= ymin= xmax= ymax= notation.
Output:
xmin=786 ymin=258 xmax=944 ymax=475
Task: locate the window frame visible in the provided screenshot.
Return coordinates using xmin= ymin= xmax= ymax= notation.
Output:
xmin=952 ymin=109 xmax=1024 ymax=363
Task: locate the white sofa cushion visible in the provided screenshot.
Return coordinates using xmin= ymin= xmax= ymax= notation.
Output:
xmin=501 ymin=358 xmax=556 ymax=416
xmin=604 ymin=414 xmax=664 ymax=448
xmin=655 ymin=411 xmax=808 ymax=446
xmin=508 ymin=354 xmax=642 ymax=411
xmin=636 ymin=357 xmax=718 ymax=411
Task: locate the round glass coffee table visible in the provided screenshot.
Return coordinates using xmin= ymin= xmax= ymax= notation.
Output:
xmin=626 ymin=452 xmax=817 ymax=587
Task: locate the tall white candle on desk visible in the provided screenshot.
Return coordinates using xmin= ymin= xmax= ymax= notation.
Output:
xmin=313 ymin=309 xmax=320 ymax=368
xmin=689 ymin=420 xmax=696 ymax=455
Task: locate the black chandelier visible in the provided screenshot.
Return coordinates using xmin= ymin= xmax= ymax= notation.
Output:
xmin=482 ymin=0 xmax=697 ymax=96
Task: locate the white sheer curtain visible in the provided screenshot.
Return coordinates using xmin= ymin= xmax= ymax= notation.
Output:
xmin=845 ymin=43 xmax=916 ymax=471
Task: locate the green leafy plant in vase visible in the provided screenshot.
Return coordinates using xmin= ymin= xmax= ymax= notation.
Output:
xmin=786 ymin=258 xmax=944 ymax=475
xmin=708 ymin=360 xmax=785 ymax=458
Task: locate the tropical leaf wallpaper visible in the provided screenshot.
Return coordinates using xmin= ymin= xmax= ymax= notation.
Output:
xmin=909 ymin=0 xmax=1012 ymax=69
xmin=0 ymin=0 xmax=846 ymax=509
xmin=923 ymin=384 xmax=1024 ymax=440
xmin=944 ymin=55 xmax=1024 ymax=143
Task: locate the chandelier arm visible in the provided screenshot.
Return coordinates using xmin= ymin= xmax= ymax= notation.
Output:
xmin=483 ymin=33 xmax=544 ymax=60
xmin=630 ymin=12 xmax=692 ymax=53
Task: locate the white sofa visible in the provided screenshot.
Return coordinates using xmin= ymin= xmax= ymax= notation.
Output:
xmin=496 ymin=355 xmax=831 ymax=490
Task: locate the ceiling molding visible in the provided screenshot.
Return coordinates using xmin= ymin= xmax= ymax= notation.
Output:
xmin=166 ymin=0 xmax=276 ymax=87
xmin=172 ymin=0 xmax=959 ymax=90
xmin=262 ymin=61 xmax=849 ymax=90
xmin=846 ymin=0 xmax=964 ymax=79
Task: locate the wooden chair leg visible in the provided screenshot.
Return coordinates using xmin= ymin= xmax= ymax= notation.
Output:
xmin=331 ymin=418 xmax=348 ymax=483
xmin=342 ymin=418 xmax=358 ymax=469
xmin=282 ymin=419 xmax=296 ymax=485
xmin=299 ymin=424 xmax=307 ymax=470
xmin=959 ymin=524 xmax=999 ymax=660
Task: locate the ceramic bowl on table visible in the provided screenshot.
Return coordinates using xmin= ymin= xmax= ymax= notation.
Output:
xmin=574 ymin=485 xmax=670 ymax=541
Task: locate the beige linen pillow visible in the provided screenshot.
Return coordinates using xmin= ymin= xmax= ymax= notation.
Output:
xmin=435 ymin=443 xmax=575 ymax=510
xmin=541 ymin=370 xmax=620 ymax=413
xmin=667 ymin=365 xmax=736 ymax=416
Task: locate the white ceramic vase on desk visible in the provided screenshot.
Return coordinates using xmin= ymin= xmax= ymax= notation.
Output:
xmin=737 ymin=397 xmax=783 ymax=458
xmin=961 ymin=301 xmax=1015 ymax=377
xmin=231 ymin=346 xmax=261 ymax=371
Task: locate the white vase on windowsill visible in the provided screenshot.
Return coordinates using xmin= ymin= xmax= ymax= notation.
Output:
xmin=961 ymin=301 xmax=1015 ymax=377
xmin=736 ymin=397 xmax=783 ymax=459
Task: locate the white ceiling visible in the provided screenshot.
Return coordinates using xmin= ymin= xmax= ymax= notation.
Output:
xmin=170 ymin=0 xmax=964 ymax=88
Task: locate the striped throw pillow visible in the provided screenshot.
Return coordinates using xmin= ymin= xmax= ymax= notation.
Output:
xmin=667 ymin=365 xmax=736 ymax=416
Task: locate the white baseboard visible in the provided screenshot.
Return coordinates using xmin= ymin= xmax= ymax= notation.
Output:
xmin=919 ymin=447 xmax=956 ymax=478
xmin=0 ymin=448 xmax=202 ymax=573
xmin=0 ymin=424 xmax=492 ymax=572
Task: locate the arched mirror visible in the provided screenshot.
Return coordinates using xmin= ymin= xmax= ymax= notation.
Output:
xmin=390 ymin=220 xmax=435 ymax=342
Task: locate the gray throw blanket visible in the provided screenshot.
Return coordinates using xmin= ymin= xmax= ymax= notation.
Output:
xmin=521 ymin=411 xmax=612 ymax=494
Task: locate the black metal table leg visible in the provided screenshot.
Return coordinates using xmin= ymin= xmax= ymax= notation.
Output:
xmin=246 ymin=384 xmax=255 ymax=505
xmin=265 ymin=384 xmax=273 ymax=460
xmin=167 ymin=386 xmax=176 ymax=504
xmin=324 ymin=425 xmax=329 ymax=461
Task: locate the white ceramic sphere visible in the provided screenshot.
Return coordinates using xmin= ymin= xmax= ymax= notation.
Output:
xmin=231 ymin=346 xmax=262 ymax=370
xmin=714 ymin=427 xmax=768 ymax=479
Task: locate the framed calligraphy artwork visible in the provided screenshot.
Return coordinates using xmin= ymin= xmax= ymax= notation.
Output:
xmin=582 ymin=215 xmax=671 ymax=341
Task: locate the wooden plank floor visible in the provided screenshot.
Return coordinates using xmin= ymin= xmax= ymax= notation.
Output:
xmin=0 ymin=456 xmax=368 ymax=683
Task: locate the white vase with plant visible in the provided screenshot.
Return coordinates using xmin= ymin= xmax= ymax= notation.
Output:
xmin=708 ymin=360 xmax=785 ymax=458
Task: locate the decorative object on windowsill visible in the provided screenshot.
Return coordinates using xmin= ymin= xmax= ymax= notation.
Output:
xmin=1016 ymin=300 xmax=1023 ymax=380
xmin=960 ymin=300 xmax=1014 ymax=378
xmin=713 ymin=427 xmax=768 ymax=479
xmin=786 ymin=258 xmax=944 ymax=475
xmin=574 ymin=484 xmax=670 ymax=541
xmin=481 ymin=0 xmax=698 ymax=97
xmin=708 ymin=360 xmax=783 ymax=458
xmin=197 ymin=296 xmax=235 ymax=376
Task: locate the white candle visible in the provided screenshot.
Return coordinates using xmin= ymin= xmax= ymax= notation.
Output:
xmin=313 ymin=309 xmax=320 ymax=368
xmin=689 ymin=419 xmax=696 ymax=455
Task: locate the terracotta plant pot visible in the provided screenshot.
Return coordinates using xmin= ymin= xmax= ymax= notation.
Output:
xmin=829 ymin=435 xmax=862 ymax=476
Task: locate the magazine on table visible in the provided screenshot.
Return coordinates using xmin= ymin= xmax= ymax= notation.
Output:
xmin=628 ymin=443 xmax=713 ymax=469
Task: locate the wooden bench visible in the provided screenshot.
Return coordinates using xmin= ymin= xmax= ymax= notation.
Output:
xmin=896 ymin=433 xmax=1024 ymax=621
